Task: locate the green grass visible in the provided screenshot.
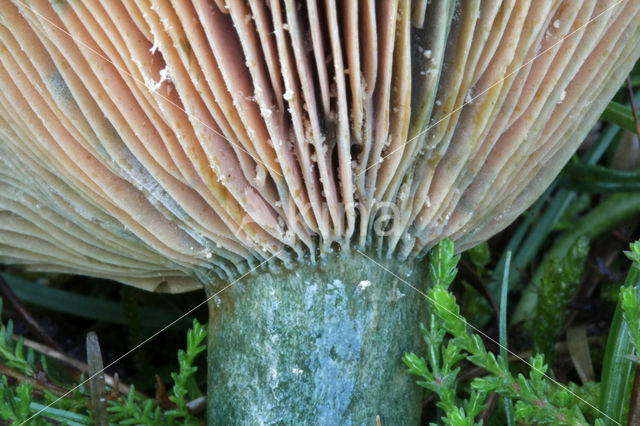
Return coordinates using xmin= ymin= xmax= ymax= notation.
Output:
xmin=0 ymin=304 xmax=208 ymax=425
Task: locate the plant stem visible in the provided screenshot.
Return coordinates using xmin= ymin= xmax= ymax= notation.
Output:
xmin=599 ymin=266 xmax=640 ymax=425
xmin=0 ymin=275 xmax=60 ymax=351
xmin=628 ymin=367 xmax=640 ymax=426
xmin=0 ymin=363 xmax=68 ymax=397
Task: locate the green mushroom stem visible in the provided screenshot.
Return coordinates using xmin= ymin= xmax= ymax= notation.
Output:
xmin=1 ymin=1 xmax=640 ymax=424
xmin=201 ymin=251 xmax=428 ymax=424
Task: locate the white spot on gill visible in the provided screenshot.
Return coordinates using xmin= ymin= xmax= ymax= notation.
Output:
xmin=558 ymin=89 xmax=567 ymax=103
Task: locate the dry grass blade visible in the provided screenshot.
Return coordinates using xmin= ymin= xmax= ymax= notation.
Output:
xmin=86 ymin=332 xmax=109 ymax=426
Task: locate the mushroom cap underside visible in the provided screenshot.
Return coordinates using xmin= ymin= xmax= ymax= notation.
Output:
xmin=1 ymin=0 xmax=639 ymax=292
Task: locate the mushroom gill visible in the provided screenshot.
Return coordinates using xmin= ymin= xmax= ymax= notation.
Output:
xmin=1 ymin=0 xmax=639 ymax=423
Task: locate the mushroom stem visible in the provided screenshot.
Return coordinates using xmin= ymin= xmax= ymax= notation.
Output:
xmin=203 ymin=252 xmax=428 ymax=424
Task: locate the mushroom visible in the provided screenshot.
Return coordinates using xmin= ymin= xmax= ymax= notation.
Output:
xmin=1 ymin=0 xmax=639 ymax=423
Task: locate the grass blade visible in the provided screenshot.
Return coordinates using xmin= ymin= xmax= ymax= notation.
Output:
xmin=0 ymin=272 xmax=189 ymax=330
xmin=500 ymin=252 xmax=514 ymax=425
xmin=599 ymin=266 xmax=639 ymax=425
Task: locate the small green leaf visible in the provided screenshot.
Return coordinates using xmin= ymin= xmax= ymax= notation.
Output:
xmin=602 ymin=101 xmax=638 ymax=133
